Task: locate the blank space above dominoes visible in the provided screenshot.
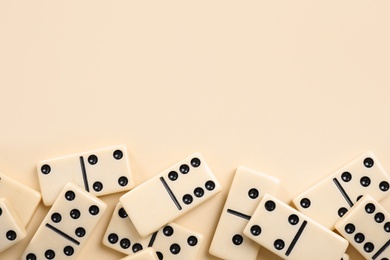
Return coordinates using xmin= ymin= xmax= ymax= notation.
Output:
xmin=120 ymin=152 xmax=221 ymax=237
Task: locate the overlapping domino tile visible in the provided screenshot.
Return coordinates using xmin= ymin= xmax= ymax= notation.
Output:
xmin=244 ymin=194 xmax=348 ymax=260
xmin=37 ymin=145 xmax=133 ymax=205
xmin=120 ymin=152 xmax=221 ymax=236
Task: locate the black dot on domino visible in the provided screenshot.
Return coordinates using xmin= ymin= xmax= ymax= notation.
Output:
xmin=354 ymin=232 xmax=365 ymax=243
xmin=89 ymin=205 xmax=100 ymax=215
xmin=163 ymin=226 xmax=174 ymax=236
xmin=75 ymin=227 xmax=85 ymax=237
xmin=345 ymin=223 xmax=355 ymax=234
xmin=365 ymin=203 xmax=376 ymax=214
xmin=363 ymin=157 xmax=374 ymax=168
xmin=300 ymin=198 xmax=311 ymax=208
xmin=113 ymin=150 xmax=123 ymax=160
xmin=356 ymin=195 xmax=363 ymax=202
xmin=156 ymin=251 xmax=163 ymax=260
xmin=338 ymin=207 xmax=348 ymax=217
xmin=288 ymin=214 xmax=299 ymax=225
xmin=88 ymin=155 xmax=98 ymax=165
xmin=132 ymin=243 xmax=143 ymax=253
xmin=120 ymin=238 xmax=131 ymax=249
xmin=108 ymin=233 xmax=118 ymax=244
xmin=45 ymin=249 xmax=55 ymax=259
xmin=274 ymin=239 xmax=285 ymax=250
xmin=168 ymin=171 xmax=178 ymax=181
xmin=0 ymin=207 xmax=2 ymax=216
xmin=70 ymin=209 xmax=80 ymax=219
xmin=187 ymin=235 xmax=198 ymax=246
xmin=341 ymin=172 xmax=352 ymax=182
xmin=248 ymin=188 xmax=259 ymax=199
xmin=118 ymin=207 xmax=127 ymax=218
xmin=375 ymin=212 xmax=385 ymax=223
xmin=384 ymin=222 xmax=390 ymax=232
xmin=6 ymin=230 xmax=17 ymax=240
xmin=205 ymin=180 xmax=215 ymax=191
xmin=170 ymin=243 xmax=181 ymax=255
xmin=93 ymin=181 xmax=103 ymax=192
xmin=41 ymin=164 xmax=51 ymax=174
xmin=118 ymin=176 xmax=128 ymax=187
xmin=190 ymin=157 xmax=201 ymax=167
xmin=194 ymin=187 xmax=204 ymax=198
xmin=65 ymin=191 xmax=76 ymax=201
xmin=63 ymin=246 xmax=74 ymax=256
xmin=364 ymin=242 xmax=374 ymax=253
xmin=232 ymin=234 xmax=243 ymax=245
xmin=380 ymin=181 xmax=390 ymax=192
xmin=26 ymin=253 xmax=37 ymax=260
xmin=250 ymin=225 xmax=262 ymax=236
xmin=264 ymin=200 xmax=276 ymax=211
xmin=119 ymin=238 xmax=131 ymax=249
xmin=360 ymin=176 xmax=371 ymax=187
xmin=180 ymin=164 xmax=190 ymax=174
xmin=183 ymin=194 xmax=193 ymax=205
xmin=51 ymin=213 xmax=62 ymax=223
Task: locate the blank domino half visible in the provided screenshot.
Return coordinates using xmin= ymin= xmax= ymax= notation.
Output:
xmin=244 ymin=194 xmax=348 ymax=260
xmin=120 ymin=248 xmax=158 ymax=260
xmin=37 ymin=145 xmax=133 ymax=206
xmin=293 ymin=151 xmax=390 ymax=229
xmin=0 ymin=173 xmax=41 ymax=227
xmin=120 ymin=152 xmax=221 ymax=236
xmin=336 ymin=195 xmax=390 ymax=260
xmin=0 ymin=198 xmax=26 ymax=253
xmin=209 ymin=166 xmax=280 ymax=260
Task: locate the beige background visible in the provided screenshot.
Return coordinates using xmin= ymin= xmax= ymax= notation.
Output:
xmin=1 ymin=1 xmax=390 ymax=259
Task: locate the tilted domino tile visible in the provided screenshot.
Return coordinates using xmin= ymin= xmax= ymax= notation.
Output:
xmin=120 ymin=248 xmax=158 ymax=260
xmin=103 ymin=202 xmax=203 ymax=259
xmin=0 ymin=173 xmax=41 ymax=227
xmin=120 ymin=152 xmax=221 ymax=236
xmin=103 ymin=202 xmax=151 ymax=255
xmin=37 ymin=145 xmax=133 ymax=206
xmin=335 ymin=195 xmax=390 ymax=260
xmin=209 ymin=166 xmax=280 ymax=260
xmin=244 ymin=194 xmax=348 ymax=260
xmin=0 ymin=198 xmax=27 ymax=253
xmin=150 ymin=223 xmax=203 ymax=260
xmin=293 ymin=151 xmax=390 ymax=229
xmin=22 ymin=182 xmax=106 ymax=260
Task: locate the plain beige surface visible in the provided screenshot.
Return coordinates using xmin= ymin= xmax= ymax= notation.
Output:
xmin=1 ymin=1 xmax=390 ymax=259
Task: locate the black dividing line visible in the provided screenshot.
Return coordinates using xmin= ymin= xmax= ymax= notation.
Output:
xmin=148 ymin=231 xmax=158 ymax=247
xmin=45 ymin=223 xmax=80 ymax=245
xmin=160 ymin=177 xmax=182 ymax=210
xmin=285 ymin=220 xmax=307 ymax=256
xmin=332 ymin=178 xmax=354 ymax=207
xmin=227 ymin=209 xmax=251 ymax=220
xmin=79 ymin=156 xmax=90 ymax=192
xmin=373 ymin=239 xmax=390 ymax=260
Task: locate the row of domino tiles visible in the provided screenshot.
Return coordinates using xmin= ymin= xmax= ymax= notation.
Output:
xmin=0 ymin=145 xmax=389 ymax=259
